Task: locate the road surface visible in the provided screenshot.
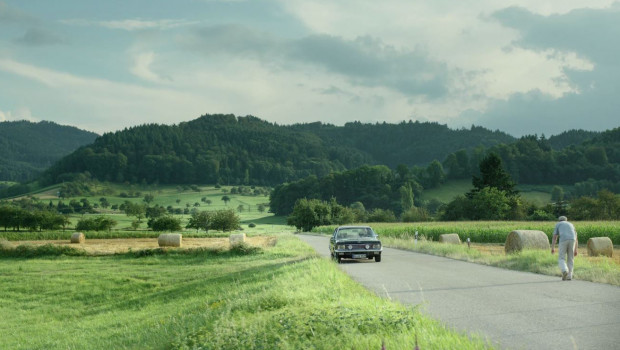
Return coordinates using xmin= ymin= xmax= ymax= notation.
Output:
xmin=298 ymin=234 xmax=620 ymax=350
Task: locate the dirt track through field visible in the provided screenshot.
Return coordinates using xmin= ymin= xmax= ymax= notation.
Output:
xmin=9 ymin=236 xmax=277 ymax=255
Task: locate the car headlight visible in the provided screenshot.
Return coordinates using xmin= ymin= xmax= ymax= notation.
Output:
xmin=337 ymin=244 xmax=345 ymax=250
xmin=372 ymin=244 xmax=381 ymax=249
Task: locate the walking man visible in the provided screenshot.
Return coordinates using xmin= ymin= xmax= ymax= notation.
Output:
xmin=551 ymin=216 xmax=578 ymax=280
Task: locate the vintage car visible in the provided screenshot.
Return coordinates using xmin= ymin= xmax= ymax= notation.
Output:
xmin=329 ymin=225 xmax=382 ymax=263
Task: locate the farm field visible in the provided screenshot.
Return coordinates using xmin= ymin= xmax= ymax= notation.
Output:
xmin=314 ymin=221 xmax=620 ymax=244
xmin=0 ymin=233 xmax=492 ymax=350
xmin=0 ymin=236 xmax=277 ymax=255
xmin=11 ymin=183 xmax=277 ymax=231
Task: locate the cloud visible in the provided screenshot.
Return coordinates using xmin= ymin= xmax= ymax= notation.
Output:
xmin=0 ymin=58 xmax=203 ymax=133
xmin=60 ymin=18 xmax=199 ymax=31
xmin=491 ymin=4 xmax=620 ymax=65
xmin=13 ymin=27 xmax=64 ymax=46
xmin=185 ymin=25 xmax=455 ymax=98
xmin=460 ymin=4 xmax=620 ymax=136
xmin=130 ymin=51 xmax=172 ymax=83
xmin=0 ymin=107 xmax=37 ymax=122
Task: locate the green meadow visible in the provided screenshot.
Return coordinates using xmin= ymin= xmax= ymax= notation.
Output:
xmin=21 ymin=183 xmax=274 ymax=231
xmin=3 ymin=182 xmax=617 ymax=348
xmin=0 ymin=234 xmax=492 ymax=350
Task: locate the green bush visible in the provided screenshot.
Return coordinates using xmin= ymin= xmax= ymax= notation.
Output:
xmin=228 ymin=242 xmax=262 ymax=256
xmin=366 ymin=208 xmax=396 ymax=223
xmin=75 ymin=216 xmax=117 ymax=231
xmin=0 ymin=243 xmax=87 ymax=258
xmin=149 ymin=216 xmax=182 ymax=232
xmin=210 ymin=209 xmax=241 ymax=232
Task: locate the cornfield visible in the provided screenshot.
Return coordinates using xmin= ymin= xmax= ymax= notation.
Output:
xmin=313 ymin=221 xmax=620 ymax=245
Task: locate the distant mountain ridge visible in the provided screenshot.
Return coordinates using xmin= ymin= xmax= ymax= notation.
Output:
xmin=0 ymin=120 xmax=99 ymax=182
xmin=37 ymin=114 xmax=608 ymax=187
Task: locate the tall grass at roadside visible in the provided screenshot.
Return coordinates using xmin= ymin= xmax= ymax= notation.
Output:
xmin=0 ymin=233 xmax=492 ymax=350
xmin=313 ymin=221 xmax=620 ymax=244
xmin=382 ymin=236 xmax=620 ymax=286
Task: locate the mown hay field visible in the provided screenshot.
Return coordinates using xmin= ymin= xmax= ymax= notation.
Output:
xmin=1 ymin=236 xmax=277 ymax=255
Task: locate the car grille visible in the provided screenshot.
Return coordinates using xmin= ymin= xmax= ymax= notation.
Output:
xmin=349 ymin=244 xmax=370 ymax=250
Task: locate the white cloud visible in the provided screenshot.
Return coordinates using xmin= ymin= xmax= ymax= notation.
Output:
xmin=130 ymin=51 xmax=171 ymax=83
xmin=60 ymin=18 xmax=199 ymax=31
xmin=0 ymin=58 xmax=204 ymax=133
xmin=0 ymin=107 xmax=37 ymax=122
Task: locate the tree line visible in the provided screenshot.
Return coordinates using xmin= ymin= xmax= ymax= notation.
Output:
xmin=278 ymin=153 xmax=620 ymax=229
xmin=0 ymin=205 xmax=70 ymax=232
xmin=442 ymin=129 xmax=620 ymax=193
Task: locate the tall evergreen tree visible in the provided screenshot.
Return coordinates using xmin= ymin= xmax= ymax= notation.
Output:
xmin=470 ymin=153 xmax=518 ymax=197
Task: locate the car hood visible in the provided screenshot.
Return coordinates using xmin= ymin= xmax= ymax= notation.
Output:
xmin=334 ymin=238 xmax=381 ymax=244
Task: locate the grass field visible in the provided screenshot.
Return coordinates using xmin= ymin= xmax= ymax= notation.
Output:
xmin=18 ymin=183 xmax=275 ymax=231
xmin=0 ymin=234 xmax=492 ymax=350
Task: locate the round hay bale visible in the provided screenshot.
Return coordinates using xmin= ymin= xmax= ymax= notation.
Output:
xmin=158 ymin=234 xmax=182 ymax=247
xmin=505 ymin=230 xmax=549 ymax=254
xmin=587 ymin=237 xmax=613 ymax=257
xmin=439 ymin=233 xmax=461 ymax=244
xmin=230 ymin=233 xmax=246 ymax=246
xmin=70 ymin=232 xmax=85 ymax=244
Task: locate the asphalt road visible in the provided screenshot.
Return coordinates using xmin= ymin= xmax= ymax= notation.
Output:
xmin=298 ymin=234 xmax=620 ymax=350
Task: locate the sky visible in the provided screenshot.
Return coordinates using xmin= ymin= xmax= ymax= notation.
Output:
xmin=0 ymin=0 xmax=618 ymax=137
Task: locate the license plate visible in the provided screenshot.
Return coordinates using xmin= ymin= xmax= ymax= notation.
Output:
xmin=352 ymin=254 xmax=366 ymax=259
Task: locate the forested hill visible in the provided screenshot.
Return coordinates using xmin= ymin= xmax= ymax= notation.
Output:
xmin=547 ymin=129 xmax=600 ymax=150
xmin=41 ymin=114 xmax=371 ymax=186
xmin=287 ymin=121 xmax=515 ymax=168
xmin=40 ymin=114 xmax=519 ymax=186
xmin=0 ymin=120 xmax=98 ymax=182
xmin=37 ymin=114 xmax=615 ymax=188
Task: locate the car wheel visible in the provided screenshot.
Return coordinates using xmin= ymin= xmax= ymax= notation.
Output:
xmin=374 ymin=255 xmax=381 ymax=262
xmin=336 ymin=255 xmax=342 ymax=264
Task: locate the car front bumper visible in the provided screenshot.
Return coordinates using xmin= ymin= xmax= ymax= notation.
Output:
xmin=334 ymin=249 xmax=382 ymax=258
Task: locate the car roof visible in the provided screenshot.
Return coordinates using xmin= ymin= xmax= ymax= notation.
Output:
xmin=336 ymin=226 xmax=373 ymax=229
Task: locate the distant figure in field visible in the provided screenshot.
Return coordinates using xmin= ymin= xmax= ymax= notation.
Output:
xmin=551 ymin=216 xmax=578 ymax=280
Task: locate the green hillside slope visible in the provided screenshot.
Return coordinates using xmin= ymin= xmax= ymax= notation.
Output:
xmin=0 ymin=120 xmax=98 ymax=181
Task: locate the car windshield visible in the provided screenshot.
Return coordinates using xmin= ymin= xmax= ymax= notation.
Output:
xmin=336 ymin=227 xmax=375 ymax=240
